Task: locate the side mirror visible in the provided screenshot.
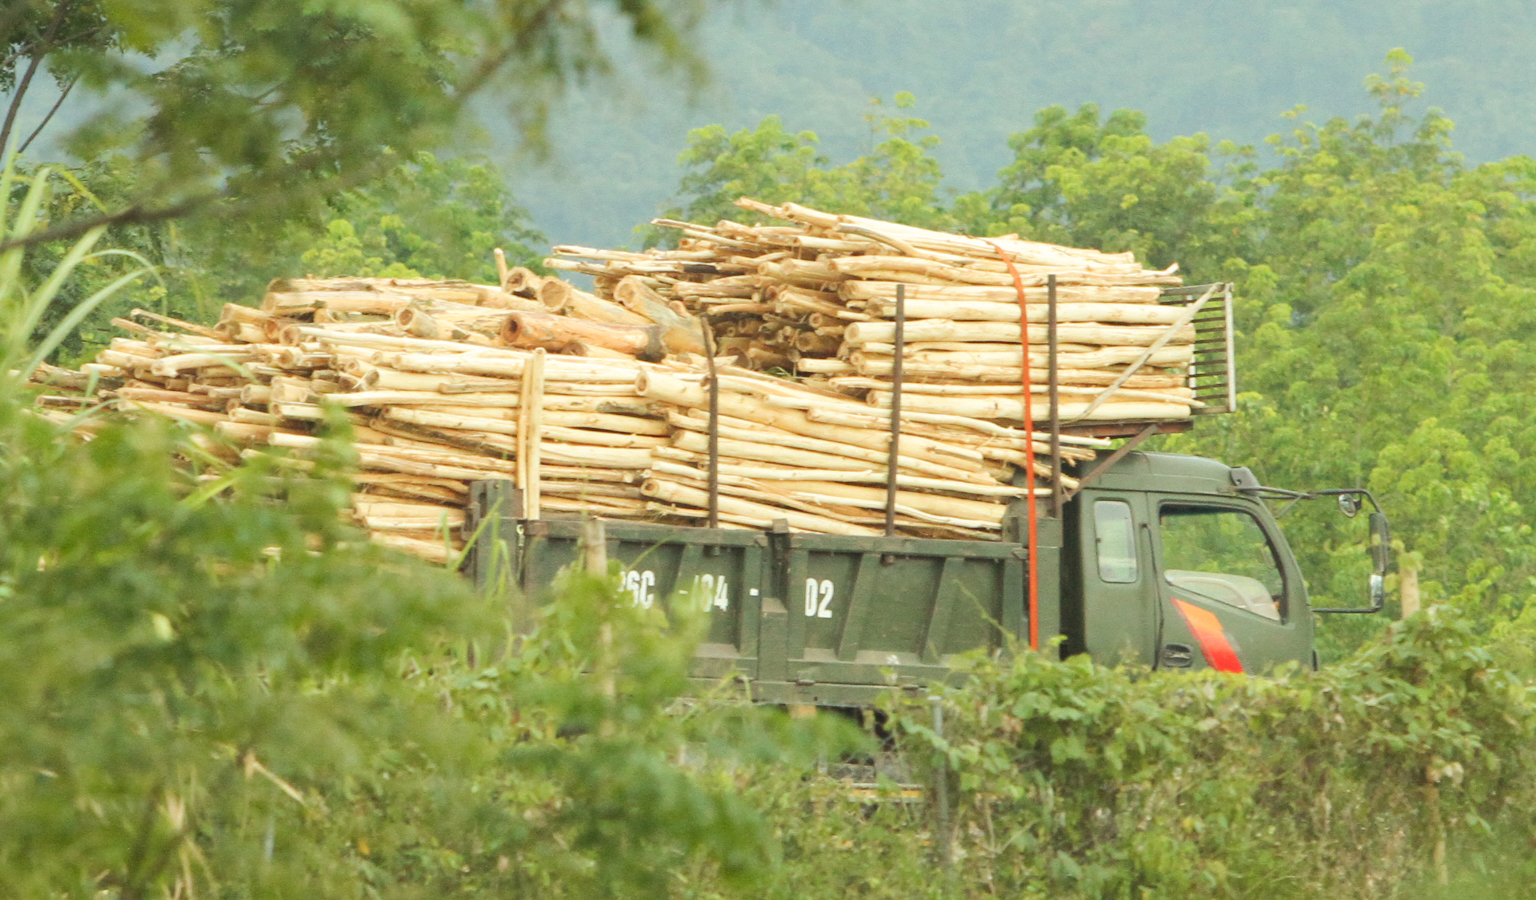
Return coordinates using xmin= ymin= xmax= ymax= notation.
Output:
xmin=1313 ymin=508 xmax=1392 ymax=615
xmin=1337 ymin=494 xmax=1360 ymax=518
xmin=1368 ymin=512 xmax=1391 ymax=575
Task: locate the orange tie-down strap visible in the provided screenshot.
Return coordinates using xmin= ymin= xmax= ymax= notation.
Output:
xmin=1171 ymin=598 xmax=1245 ymax=673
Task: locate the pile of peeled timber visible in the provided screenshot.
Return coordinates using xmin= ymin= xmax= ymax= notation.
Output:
xmin=28 ymin=200 xmax=1228 ymax=562
xmin=547 ymin=197 xmax=1213 ymax=425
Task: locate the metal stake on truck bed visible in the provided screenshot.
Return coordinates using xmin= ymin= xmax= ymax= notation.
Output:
xmin=1048 ymin=274 xmax=1063 ymax=518
xmin=884 ymin=284 xmax=905 ymax=537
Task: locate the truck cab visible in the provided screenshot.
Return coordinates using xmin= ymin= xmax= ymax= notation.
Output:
xmin=1065 ymin=452 xmax=1314 ymax=674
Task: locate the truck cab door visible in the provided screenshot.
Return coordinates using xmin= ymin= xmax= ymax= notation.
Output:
xmin=1149 ymin=498 xmax=1312 ymax=673
xmin=1076 ymin=491 xmax=1159 ymax=666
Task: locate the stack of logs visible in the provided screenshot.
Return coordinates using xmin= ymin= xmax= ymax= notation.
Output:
xmin=546 ymin=198 xmax=1204 ymax=425
xmin=30 ymin=268 xmax=1118 ymax=562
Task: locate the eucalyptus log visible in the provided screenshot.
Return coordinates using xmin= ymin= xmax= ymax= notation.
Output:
xmin=862 ymin=298 xmax=1187 ymax=324
xmin=887 ymin=392 xmax=1191 ymax=422
xmin=840 ymin=281 xmax=1164 ymax=305
xmin=843 ymin=319 xmax=1194 ymax=347
xmin=640 ymin=477 xmax=876 ymax=536
xmin=613 ymin=276 xmax=706 ymax=354
xmin=505 ymin=266 xmax=547 ymax=297
xmin=539 ymin=279 xmax=651 ymax=326
xmin=501 ymin=311 xmax=667 ymax=360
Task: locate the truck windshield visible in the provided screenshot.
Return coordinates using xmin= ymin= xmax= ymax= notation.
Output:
xmin=1159 ymin=505 xmax=1285 ymax=620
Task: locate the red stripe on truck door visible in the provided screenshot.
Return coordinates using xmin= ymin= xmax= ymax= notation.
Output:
xmin=1172 ymin=598 xmax=1245 ymax=673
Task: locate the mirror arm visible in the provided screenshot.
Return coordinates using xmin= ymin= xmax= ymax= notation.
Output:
xmin=1313 ymin=574 xmax=1386 ymax=615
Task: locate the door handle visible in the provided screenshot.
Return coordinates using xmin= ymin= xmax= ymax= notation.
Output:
xmin=1161 ymin=643 xmax=1194 ymax=668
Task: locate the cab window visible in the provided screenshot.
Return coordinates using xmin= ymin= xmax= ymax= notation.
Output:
xmin=1093 ymin=500 xmax=1138 ymax=583
xmin=1158 ymin=505 xmax=1285 ymax=620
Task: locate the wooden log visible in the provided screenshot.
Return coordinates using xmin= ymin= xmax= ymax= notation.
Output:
xmin=148 ymin=348 xmax=261 ymax=377
xmin=352 ymin=473 xmax=469 ymax=494
xmin=861 ymin=298 xmax=1187 ymax=325
xmin=538 ymin=481 xmax=645 ymax=500
xmin=501 ymin=310 xmax=667 ymax=361
xmin=505 ymin=266 xmax=547 ymax=297
xmin=538 ymin=466 xmax=638 ymax=484
xmin=217 ymin=303 xmax=271 ymax=327
xmin=753 ymin=258 xmax=847 ymax=286
xmin=355 ymin=482 xmax=467 ymax=504
xmin=353 ymin=367 xmax=518 ymax=393
xmin=843 ymin=319 xmax=1194 ymax=347
xmin=276 ymin=278 xmax=516 ymax=309
xmin=828 ymin=373 xmax=1185 ymax=393
xmin=329 ymin=390 xmax=534 ymax=408
xmin=670 ymin=429 xmax=977 ymax=483
xmin=868 ymin=384 xmax=1198 ymax=408
xmin=772 ymin=480 xmax=1007 ymax=525
xmin=387 ymin=406 xmax=664 ymax=435
xmin=263 ymin=290 xmax=416 ymax=316
xmin=371 ymin=533 xmax=455 ymax=564
xmin=360 ymin=516 xmax=465 ymax=535
xmin=637 ymin=370 xmax=993 ymax=471
xmin=115 ymin=387 xmax=229 ymax=410
xmin=640 ymin=477 xmax=876 ymax=536
xmin=524 ymin=348 xmax=547 ymax=519
xmin=737 ymin=198 xmax=1126 ymax=261
xmin=351 ymin=496 xmax=465 ymax=520
xmin=120 ymin=401 xmax=230 ymax=425
xmin=540 ymin=497 xmax=651 ymax=516
xmin=825 ymin=254 xmax=1171 ymax=286
xmin=849 ymin=347 xmax=1193 ymax=374
xmin=653 ymin=448 xmax=1029 ymax=501
xmin=395 ymin=304 xmax=515 ymax=341
xmin=538 ymin=279 xmax=651 ymax=326
xmin=650 ymin=466 xmax=904 ymax=527
xmin=613 ymin=276 xmax=706 ymax=354
xmin=840 ymin=281 xmax=1165 ymax=305
xmin=566 ymin=342 xmax=640 ymax=360
xmin=795 ymin=358 xmax=856 ymax=375
xmin=887 ymin=392 xmax=1190 ymax=422
xmin=666 ymin=411 xmax=995 ymax=482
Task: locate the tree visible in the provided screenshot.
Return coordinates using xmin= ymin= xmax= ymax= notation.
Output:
xmin=656 ymin=93 xmax=954 ymax=242
xmin=954 ymin=102 xmax=1257 ymax=282
xmin=1166 ymin=51 xmax=1536 ymax=656
xmin=296 ymin=150 xmax=546 ymax=284
xmin=15 ymin=149 xmax=547 ymax=363
xmin=0 ymin=0 xmax=120 ymax=155
xmin=2 ymin=0 xmax=707 ymax=252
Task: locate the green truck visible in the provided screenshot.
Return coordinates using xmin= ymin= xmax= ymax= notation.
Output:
xmin=462 ymin=283 xmax=1391 ymax=707
xmin=464 ymin=451 xmax=1388 ymax=707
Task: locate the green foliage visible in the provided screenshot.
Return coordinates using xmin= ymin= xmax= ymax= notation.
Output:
xmin=0 ymin=402 xmax=853 ymax=896
xmin=415 ymin=567 xmax=862 ymax=897
xmin=955 ymin=102 xmax=1257 ymax=280
xmin=11 ymin=149 xmax=546 ymax=362
xmin=297 ymin=151 xmax=545 ymax=283
xmin=656 ymin=93 xmax=954 ymax=244
xmin=1164 ymin=50 xmax=1536 ymax=655
xmin=1 ymin=155 xmax=157 ymax=367
xmin=0 ymin=404 xmax=495 ymax=896
xmin=4 ymin=0 xmax=706 ymax=250
xmin=854 ymin=610 xmax=1536 ymax=900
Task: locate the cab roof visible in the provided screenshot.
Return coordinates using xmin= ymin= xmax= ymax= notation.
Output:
xmin=1080 ymin=451 xmax=1242 ymax=496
